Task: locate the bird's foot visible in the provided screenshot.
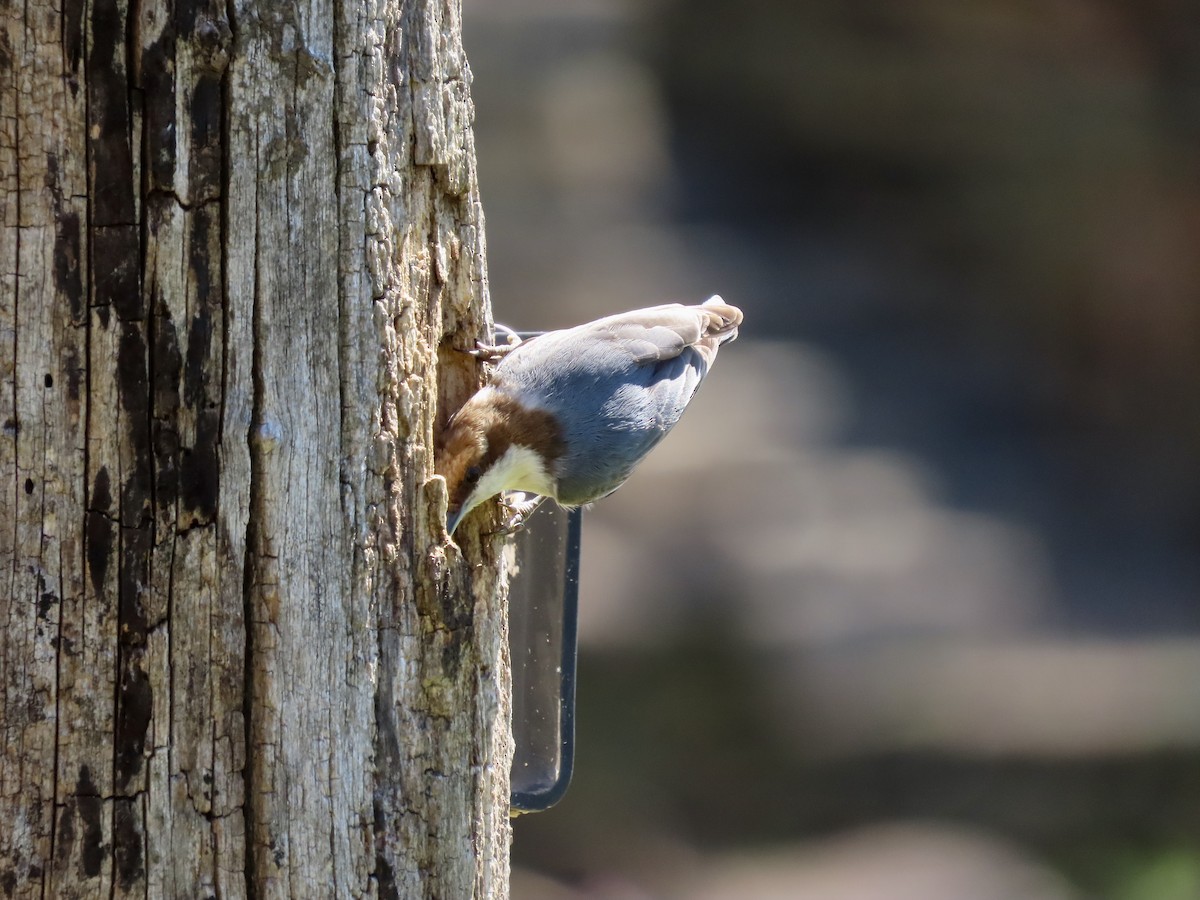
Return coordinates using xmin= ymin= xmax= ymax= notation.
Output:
xmin=486 ymin=492 xmax=547 ymax=535
xmin=466 ymin=325 xmax=523 ymax=362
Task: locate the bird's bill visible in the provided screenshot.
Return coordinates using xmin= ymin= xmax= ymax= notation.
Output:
xmin=446 ymin=490 xmax=486 ymax=535
xmin=446 ymin=504 xmax=468 ymax=535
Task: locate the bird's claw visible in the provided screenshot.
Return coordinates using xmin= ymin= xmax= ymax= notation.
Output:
xmin=466 ymin=341 xmax=516 ymax=362
xmin=484 ymin=492 xmax=547 ymax=536
xmin=466 ymin=327 xmax=523 ymax=362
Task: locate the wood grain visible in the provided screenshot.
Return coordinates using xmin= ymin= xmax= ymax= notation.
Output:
xmin=1 ymin=0 xmax=511 ymax=895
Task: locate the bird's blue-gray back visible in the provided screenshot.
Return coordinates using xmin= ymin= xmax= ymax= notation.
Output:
xmin=494 ymin=313 xmax=713 ymax=504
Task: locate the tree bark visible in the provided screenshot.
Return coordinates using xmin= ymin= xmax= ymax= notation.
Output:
xmin=1 ymin=0 xmax=511 ymax=896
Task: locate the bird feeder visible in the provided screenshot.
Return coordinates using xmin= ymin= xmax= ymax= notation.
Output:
xmin=492 ymin=326 xmax=582 ymax=813
xmin=507 ymin=499 xmax=582 ymax=813
xmin=459 ymin=305 xmax=738 ymax=813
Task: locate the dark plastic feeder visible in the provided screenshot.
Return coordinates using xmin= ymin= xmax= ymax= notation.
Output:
xmin=508 ymin=500 xmax=582 ymax=812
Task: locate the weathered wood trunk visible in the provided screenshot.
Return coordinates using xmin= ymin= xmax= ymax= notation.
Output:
xmin=1 ymin=0 xmax=512 ymax=896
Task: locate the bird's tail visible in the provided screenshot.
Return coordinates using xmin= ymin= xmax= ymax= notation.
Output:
xmin=700 ymin=295 xmax=743 ymax=345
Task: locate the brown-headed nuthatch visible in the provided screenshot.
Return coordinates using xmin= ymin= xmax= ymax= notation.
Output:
xmin=436 ymin=296 xmax=743 ymax=534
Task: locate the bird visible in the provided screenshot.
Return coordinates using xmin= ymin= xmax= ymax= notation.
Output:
xmin=436 ymin=295 xmax=743 ymax=535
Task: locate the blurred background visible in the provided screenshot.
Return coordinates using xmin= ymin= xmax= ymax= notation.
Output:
xmin=463 ymin=1 xmax=1200 ymax=897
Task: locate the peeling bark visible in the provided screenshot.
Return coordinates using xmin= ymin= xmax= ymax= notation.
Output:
xmin=1 ymin=0 xmax=511 ymax=896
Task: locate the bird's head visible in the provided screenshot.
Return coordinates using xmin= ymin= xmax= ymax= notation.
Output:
xmin=435 ymin=387 xmax=565 ymax=534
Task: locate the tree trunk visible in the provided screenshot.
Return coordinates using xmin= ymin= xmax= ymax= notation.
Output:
xmin=1 ymin=0 xmax=511 ymax=896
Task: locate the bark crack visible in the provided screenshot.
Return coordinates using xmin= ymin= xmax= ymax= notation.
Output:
xmin=329 ymin=2 xmax=347 ymax=888
xmin=241 ymin=120 xmax=264 ymax=900
xmin=7 ymin=66 xmax=19 ymax=601
xmin=219 ymin=0 xmax=236 ymax=456
xmin=6 ymin=29 xmax=22 ymax=805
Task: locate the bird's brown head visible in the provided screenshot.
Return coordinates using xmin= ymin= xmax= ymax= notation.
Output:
xmin=435 ymin=388 xmax=566 ymax=533
xmin=436 ymin=402 xmax=492 ymax=518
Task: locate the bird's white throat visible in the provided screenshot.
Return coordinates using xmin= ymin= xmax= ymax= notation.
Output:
xmin=463 ymin=443 xmax=556 ymax=518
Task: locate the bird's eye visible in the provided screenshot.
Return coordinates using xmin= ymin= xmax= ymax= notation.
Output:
xmin=465 ymin=465 xmax=483 ymax=485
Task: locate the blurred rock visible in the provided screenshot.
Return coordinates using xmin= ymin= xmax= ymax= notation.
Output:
xmin=766 ymin=637 xmax=1200 ymax=756
xmin=677 ymin=823 xmax=1080 ymax=900
xmin=518 ymin=823 xmax=1081 ymax=900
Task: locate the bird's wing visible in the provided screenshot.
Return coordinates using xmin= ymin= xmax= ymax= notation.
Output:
xmin=591 ymin=297 xmax=742 ymax=366
xmin=496 ymin=297 xmax=742 ymax=388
